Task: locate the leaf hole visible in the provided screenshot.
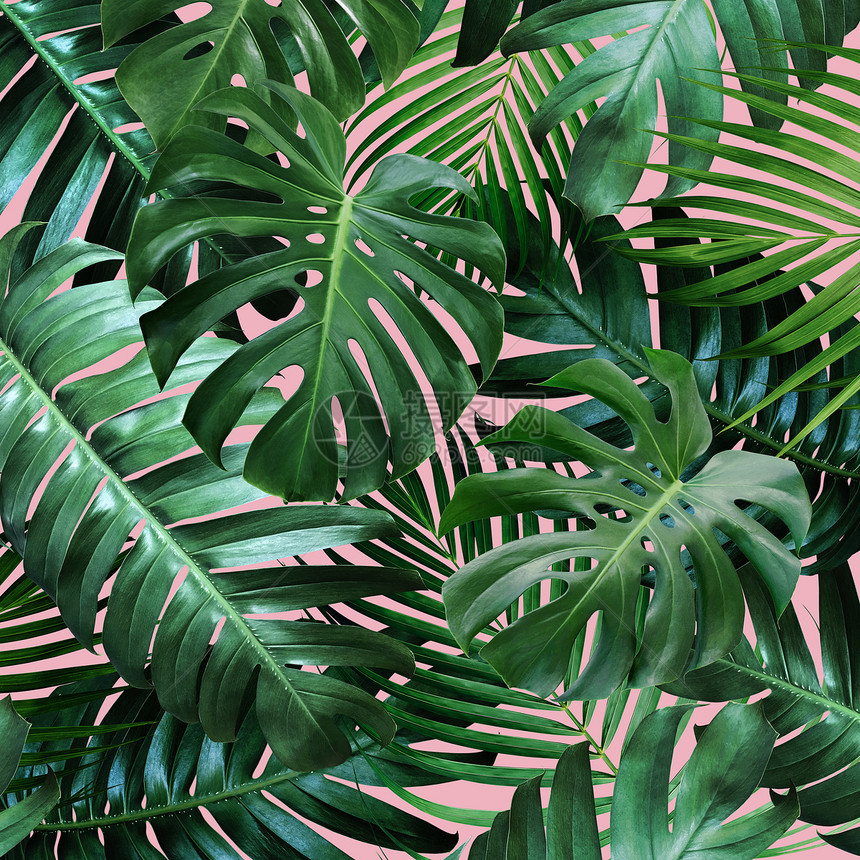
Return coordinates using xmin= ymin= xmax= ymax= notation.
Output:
xmin=182 ymin=41 xmax=214 ymax=61
xmin=299 ymin=269 xmax=323 ymax=288
xmin=621 ymin=478 xmax=647 ymax=497
xmin=307 ymin=205 xmax=328 ymax=215
xmin=230 ymin=74 xmax=247 ymax=87
xmin=677 ymin=499 xmax=695 ymax=515
xmin=641 ymin=537 xmax=654 ymax=551
xmin=641 ymin=565 xmax=657 ymax=588
xmin=305 ymin=233 xmax=326 ymax=245
xmin=646 ymin=462 xmax=662 ymax=477
xmin=354 ymin=238 xmax=374 ymax=257
xmin=660 ymin=513 xmax=675 ymax=528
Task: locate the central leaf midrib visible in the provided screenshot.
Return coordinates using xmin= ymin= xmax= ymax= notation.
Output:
xmin=0 ymin=3 xmax=150 ymax=178
xmin=295 ymin=195 xmax=354 ymax=468
xmin=0 ymin=333 xmax=312 ymax=738
xmin=35 ymin=763 xmax=305 ymax=831
xmin=706 ymin=655 xmax=860 ymax=726
xmin=515 ymin=479 xmax=684 ymax=680
xmin=162 ymin=1 xmax=254 ymax=144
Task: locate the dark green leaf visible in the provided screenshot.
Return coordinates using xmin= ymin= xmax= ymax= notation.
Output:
xmin=128 ymin=81 xmax=505 ymax=501
xmin=441 ymin=350 xmax=810 ymax=700
xmin=101 ymin=0 xmax=420 ymax=143
xmin=0 ymin=226 xmax=420 ymax=773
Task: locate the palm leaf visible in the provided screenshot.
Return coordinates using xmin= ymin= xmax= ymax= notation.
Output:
xmin=100 ymin=0 xmax=420 ymax=146
xmin=0 ymin=698 xmax=58 ymax=854
xmin=0 ymin=225 xmax=423 ymax=773
xmin=613 ymin=44 xmax=860 ymax=455
xmin=126 ymin=81 xmax=505 ymax=502
xmin=345 ymin=5 xmax=591 ymax=277
xmin=475 ymin=703 xmax=798 ymax=859
xmin=483 ymin=203 xmax=860 ymax=571
xmin=663 ymin=562 xmax=860 ymax=842
xmin=439 ymin=350 xmax=810 ymax=700
xmin=0 ymin=0 xmax=291 ymax=336
xmin=500 ymin=3 xmax=860 ymax=219
xmin=4 ymin=677 xmax=459 ymax=859
xmin=0 ymin=0 xmax=157 ymax=281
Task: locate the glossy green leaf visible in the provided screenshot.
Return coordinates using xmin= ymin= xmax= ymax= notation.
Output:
xmin=500 ymin=0 xmax=723 ymax=219
xmin=477 ymin=703 xmax=797 ymax=858
xmin=0 ymin=226 xmax=421 ymax=773
xmin=500 ymin=3 xmax=859 ymax=219
xmin=128 ymin=81 xmax=505 ymax=502
xmin=0 ymin=1 xmax=157 ymax=280
xmin=612 ymin=703 xmax=798 ymax=858
xmin=101 ymin=0 xmax=420 ymax=145
xmin=663 ymin=563 xmax=860 ymax=832
xmin=453 ymin=0 xmax=518 ymax=66
xmin=440 ymin=350 xmax=810 ymax=700
xmin=0 ymin=699 xmax=58 ymax=854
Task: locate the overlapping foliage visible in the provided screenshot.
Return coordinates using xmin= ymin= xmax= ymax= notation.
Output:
xmin=2 ymin=0 xmax=860 ymax=857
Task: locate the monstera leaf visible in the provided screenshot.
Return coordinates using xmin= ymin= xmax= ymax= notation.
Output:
xmin=0 ymin=699 xmax=58 ymax=854
xmin=100 ymin=0 xmax=420 ymax=147
xmin=439 ymin=349 xmax=811 ymax=700
xmin=127 ymin=81 xmax=505 ymax=502
xmin=0 ymin=225 xmax=422 ymax=772
xmin=498 ymin=0 xmax=722 ymax=220
xmin=473 ymin=703 xmax=798 ymax=859
xmin=499 ymin=0 xmax=860 ymax=219
xmin=662 ymin=563 xmax=860 ymax=840
xmin=481 ymin=202 xmax=860 ymax=572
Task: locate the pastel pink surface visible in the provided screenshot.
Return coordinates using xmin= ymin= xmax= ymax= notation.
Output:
xmin=1 ymin=3 xmax=858 ymax=858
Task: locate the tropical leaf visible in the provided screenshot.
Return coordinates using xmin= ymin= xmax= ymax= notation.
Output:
xmin=344 ymin=4 xmax=591 ymax=279
xmin=0 ymin=225 xmax=424 ymax=773
xmin=318 ymin=429 xmax=684 ymax=821
xmin=0 ymin=699 xmax=58 ymax=854
xmin=4 ymin=678 xmax=459 ymax=859
xmin=662 ymin=562 xmax=860 ymax=839
xmin=0 ymin=0 xmax=157 ymax=281
xmin=0 ymin=0 xmax=296 ymax=338
xmin=498 ymin=0 xmax=722 ymax=219
xmin=439 ymin=349 xmax=811 ymax=700
xmin=499 ymin=2 xmax=860 ymax=218
xmin=614 ymin=44 xmax=860 ymax=455
xmin=452 ymin=0 xmax=561 ymax=66
xmin=482 ymin=203 xmax=860 ymax=571
xmin=127 ymin=81 xmax=506 ymax=502
xmin=474 ymin=703 xmax=798 ymax=859
xmin=100 ymin=0 xmax=420 ymax=148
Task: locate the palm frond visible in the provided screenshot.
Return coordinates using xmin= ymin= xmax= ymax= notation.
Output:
xmin=344 ymin=5 xmax=592 ymax=274
xmin=0 ymin=226 xmax=422 ymax=773
xmin=3 ymin=673 xmax=460 ymax=858
xmin=614 ymin=44 xmax=860 ymax=453
xmin=481 ymin=200 xmax=860 ymax=571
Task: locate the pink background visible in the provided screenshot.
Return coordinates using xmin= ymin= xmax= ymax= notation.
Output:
xmin=2 ymin=1 xmax=859 ymax=857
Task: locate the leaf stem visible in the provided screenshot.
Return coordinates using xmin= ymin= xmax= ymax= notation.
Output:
xmin=563 ymin=703 xmax=618 ymax=776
